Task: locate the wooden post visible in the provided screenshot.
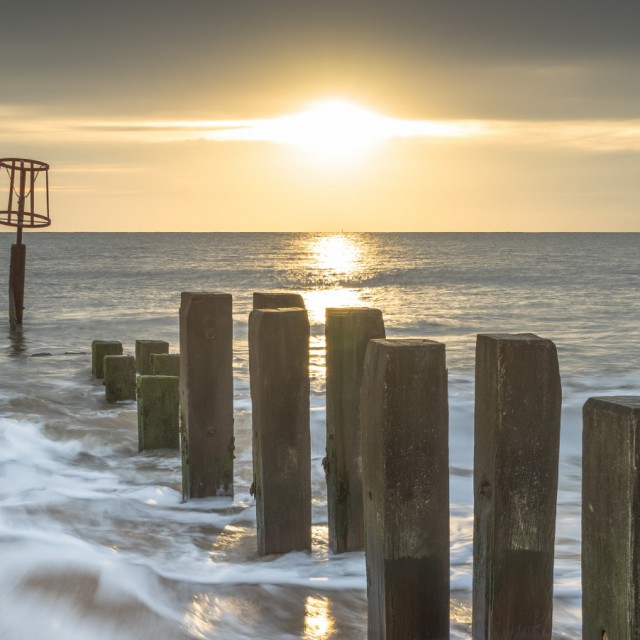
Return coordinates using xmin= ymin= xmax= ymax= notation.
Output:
xmin=249 ymin=307 xmax=311 ymax=555
xmin=135 ymin=340 xmax=169 ymax=375
xmin=91 ymin=340 xmax=123 ymax=379
xmin=103 ymin=355 xmax=136 ymax=403
xmin=179 ymin=292 xmax=234 ymax=499
xmin=325 ymin=307 xmax=385 ymax=554
xmin=253 ymin=292 xmax=306 ymax=310
xmin=8 ymin=243 xmax=26 ymax=329
xmin=151 ymin=353 xmax=180 ymax=377
xmin=473 ymin=333 xmax=561 ymax=639
xmin=361 ymin=339 xmax=449 ymax=639
xmin=582 ymin=396 xmax=640 ymax=639
xmin=137 ymin=375 xmax=180 ymax=451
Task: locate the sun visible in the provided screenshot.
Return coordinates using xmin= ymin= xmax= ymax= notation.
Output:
xmin=260 ymin=99 xmax=390 ymax=161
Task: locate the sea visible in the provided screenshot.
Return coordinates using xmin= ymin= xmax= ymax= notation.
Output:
xmin=0 ymin=232 xmax=638 ymax=640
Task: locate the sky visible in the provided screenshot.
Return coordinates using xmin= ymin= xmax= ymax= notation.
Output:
xmin=1 ymin=0 xmax=639 ymax=231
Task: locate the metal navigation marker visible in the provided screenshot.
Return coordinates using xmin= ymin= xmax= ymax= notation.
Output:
xmin=0 ymin=158 xmax=51 ymax=329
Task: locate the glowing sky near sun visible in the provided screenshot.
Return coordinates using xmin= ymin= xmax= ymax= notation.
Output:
xmin=1 ymin=1 xmax=639 ymax=231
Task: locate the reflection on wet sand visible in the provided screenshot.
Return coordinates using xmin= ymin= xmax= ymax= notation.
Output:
xmin=304 ymin=595 xmax=335 ymax=638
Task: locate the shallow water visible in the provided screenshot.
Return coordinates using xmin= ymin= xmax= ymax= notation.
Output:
xmin=0 ymin=232 xmax=638 ymax=639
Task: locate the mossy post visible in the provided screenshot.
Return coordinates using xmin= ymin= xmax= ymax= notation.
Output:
xmin=103 ymin=355 xmax=136 ymax=403
xmin=361 ymin=339 xmax=449 ymax=639
xmin=582 ymin=397 xmax=640 ymax=639
xmin=137 ymin=375 xmax=179 ymax=451
xmin=151 ymin=353 xmax=180 ymax=377
xmin=179 ymin=292 xmax=234 ymax=499
xmin=135 ymin=340 xmax=169 ymax=376
xmin=92 ymin=340 xmax=123 ymax=379
xmin=473 ymin=333 xmax=561 ymax=639
xmin=253 ymin=292 xmax=306 ymax=310
xmin=325 ymin=307 xmax=385 ymax=554
xmin=249 ymin=307 xmax=311 ymax=555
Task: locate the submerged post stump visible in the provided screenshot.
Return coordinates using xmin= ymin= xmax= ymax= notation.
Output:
xmin=135 ymin=340 xmax=169 ymax=376
xmin=249 ymin=307 xmax=311 ymax=555
xmin=137 ymin=375 xmax=180 ymax=451
xmin=582 ymin=397 xmax=640 ymax=639
xmin=151 ymin=353 xmax=180 ymax=377
xmin=473 ymin=333 xmax=561 ymax=639
xmin=103 ymin=355 xmax=136 ymax=403
xmin=361 ymin=339 xmax=449 ymax=640
xmin=179 ymin=292 xmax=234 ymax=499
xmin=325 ymin=307 xmax=385 ymax=554
xmin=253 ymin=292 xmax=306 ymax=310
xmin=92 ymin=340 xmax=123 ymax=379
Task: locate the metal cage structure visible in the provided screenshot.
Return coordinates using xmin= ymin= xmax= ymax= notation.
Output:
xmin=0 ymin=157 xmax=50 ymax=231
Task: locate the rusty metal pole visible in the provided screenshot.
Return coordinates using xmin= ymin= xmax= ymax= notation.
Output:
xmin=9 ymin=162 xmax=26 ymax=330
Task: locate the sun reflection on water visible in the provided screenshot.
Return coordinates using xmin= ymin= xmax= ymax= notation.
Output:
xmin=301 ymin=235 xmax=370 ymax=323
xmin=311 ymin=235 xmax=362 ymax=276
xmin=302 ymin=288 xmax=364 ymax=324
xmin=304 ymin=595 xmax=336 ymax=639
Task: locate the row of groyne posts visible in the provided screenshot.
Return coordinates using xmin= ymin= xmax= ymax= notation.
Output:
xmin=91 ymin=291 xmax=637 ymax=640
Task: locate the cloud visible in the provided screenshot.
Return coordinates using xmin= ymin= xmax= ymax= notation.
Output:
xmin=3 ymin=103 xmax=640 ymax=154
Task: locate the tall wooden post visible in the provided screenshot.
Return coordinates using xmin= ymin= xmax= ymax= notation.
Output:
xmin=473 ymin=333 xmax=561 ymax=639
xmin=361 ymin=339 xmax=449 ymax=639
xmin=325 ymin=306 xmax=385 ymax=553
xmin=179 ymin=292 xmax=234 ymax=499
xmin=582 ymin=396 xmax=640 ymax=639
xmin=249 ymin=307 xmax=311 ymax=555
xmin=253 ymin=292 xmax=306 ymax=309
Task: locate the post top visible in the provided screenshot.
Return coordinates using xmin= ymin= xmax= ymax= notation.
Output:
xmin=584 ymin=396 xmax=640 ymax=414
xmin=326 ymin=306 xmax=382 ymax=316
xmin=477 ymin=333 xmax=547 ymax=343
xmin=250 ymin=307 xmax=307 ymax=314
xmin=181 ymin=291 xmax=232 ymax=300
xmin=369 ymin=338 xmax=443 ymax=349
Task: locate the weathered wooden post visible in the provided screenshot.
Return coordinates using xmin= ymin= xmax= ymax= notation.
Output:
xmin=179 ymin=292 xmax=234 ymax=499
xmin=151 ymin=353 xmax=180 ymax=377
xmin=103 ymin=355 xmax=136 ymax=403
xmin=0 ymin=158 xmax=51 ymax=329
xmin=473 ymin=333 xmax=561 ymax=639
xmin=253 ymin=292 xmax=306 ymax=309
xmin=135 ymin=340 xmax=169 ymax=375
xmin=249 ymin=307 xmax=311 ymax=555
xmin=361 ymin=339 xmax=449 ymax=639
xmin=92 ymin=340 xmax=123 ymax=379
xmin=137 ymin=375 xmax=180 ymax=451
xmin=325 ymin=307 xmax=385 ymax=554
xmin=583 ymin=396 xmax=640 ymax=639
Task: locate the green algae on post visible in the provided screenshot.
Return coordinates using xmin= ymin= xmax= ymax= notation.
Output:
xmin=103 ymin=355 xmax=136 ymax=403
xmin=151 ymin=353 xmax=180 ymax=377
xmin=91 ymin=340 xmax=123 ymax=379
xmin=135 ymin=340 xmax=169 ymax=375
xmin=137 ymin=375 xmax=179 ymax=451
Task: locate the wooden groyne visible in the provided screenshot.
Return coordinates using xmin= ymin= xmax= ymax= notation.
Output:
xmin=90 ymin=290 xmax=634 ymax=639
